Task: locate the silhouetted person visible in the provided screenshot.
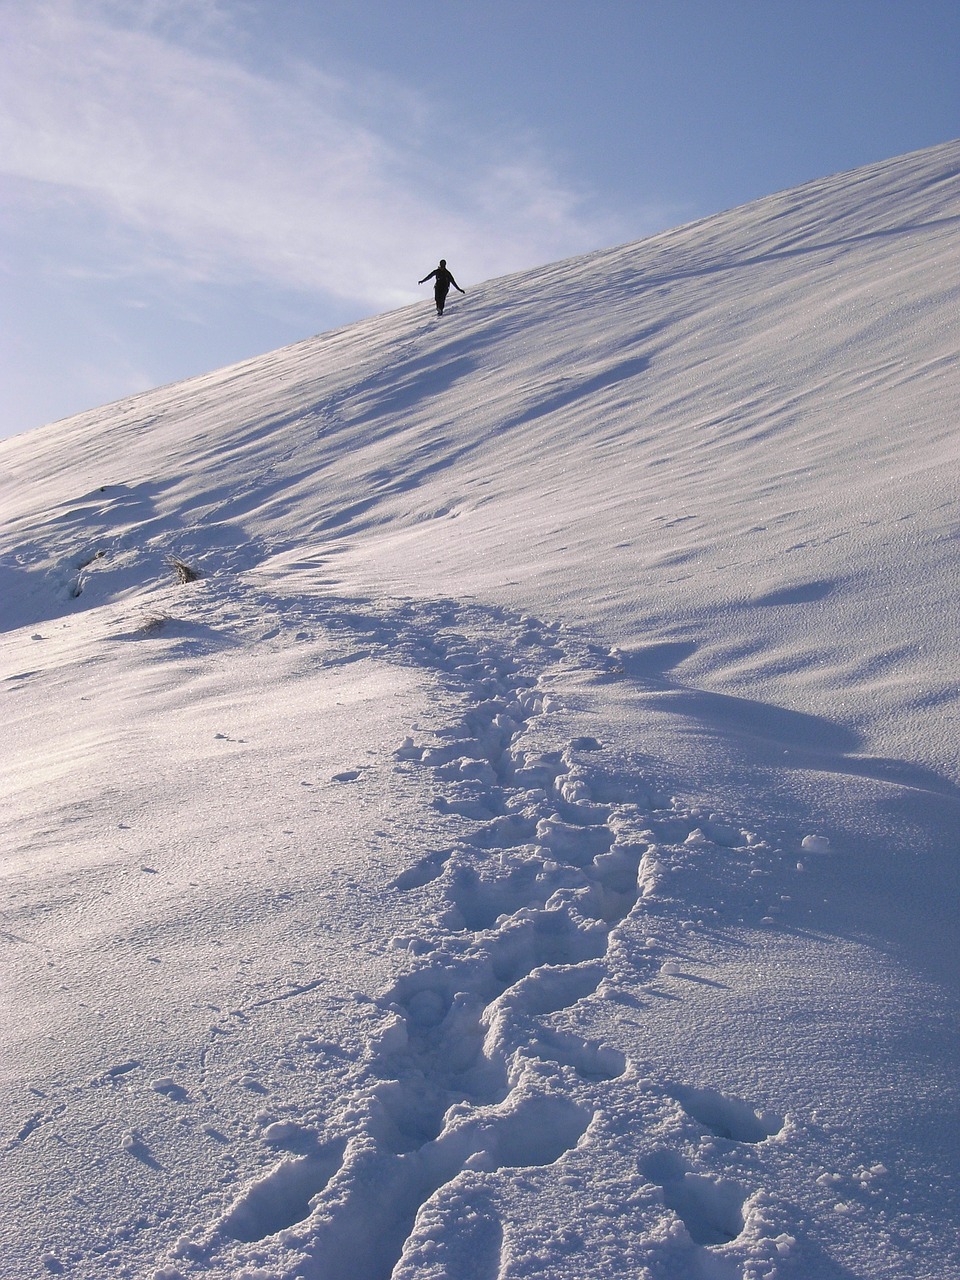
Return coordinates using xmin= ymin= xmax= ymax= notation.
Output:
xmin=419 ymin=259 xmax=464 ymax=315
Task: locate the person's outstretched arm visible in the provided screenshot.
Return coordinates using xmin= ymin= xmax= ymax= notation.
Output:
xmin=418 ymin=270 xmax=437 ymax=284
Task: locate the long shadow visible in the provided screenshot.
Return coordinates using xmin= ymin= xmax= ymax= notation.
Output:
xmin=496 ymin=346 xmax=653 ymax=435
xmin=303 ymin=342 xmax=657 ymax=538
xmin=618 ymin=211 xmax=960 ymax=294
xmin=616 ymin=643 xmax=960 ymax=800
xmin=613 ymin=642 xmax=960 ymax=983
xmin=647 ymin=686 xmax=960 ymax=801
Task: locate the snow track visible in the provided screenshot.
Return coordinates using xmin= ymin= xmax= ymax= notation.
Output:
xmin=153 ymin=596 xmax=809 ymax=1280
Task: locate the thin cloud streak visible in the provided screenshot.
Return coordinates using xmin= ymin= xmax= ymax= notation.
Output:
xmin=0 ymin=0 xmax=654 ymax=311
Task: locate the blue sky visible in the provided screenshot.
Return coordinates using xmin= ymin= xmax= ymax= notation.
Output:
xmin=1 ymin=0 xmax=957 ymax=442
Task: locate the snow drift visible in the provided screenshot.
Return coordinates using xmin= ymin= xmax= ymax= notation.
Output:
xmin=1 ymin=140 xmax=959 ymax=1279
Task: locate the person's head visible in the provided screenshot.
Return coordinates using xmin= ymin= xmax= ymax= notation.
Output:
xmin=439 ymin=259 xmax=446 ymax=267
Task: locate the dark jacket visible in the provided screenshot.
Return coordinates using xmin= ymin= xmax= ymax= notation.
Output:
xmin=419 ymin=265 xmax=461 ymax=293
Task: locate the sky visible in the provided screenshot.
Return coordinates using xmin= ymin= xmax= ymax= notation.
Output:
xmin=0 ymin=0 xmax=957 ymax=442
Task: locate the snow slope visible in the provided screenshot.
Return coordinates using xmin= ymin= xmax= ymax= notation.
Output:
xmin=1 ymin=140 xmax=959 ymax=1279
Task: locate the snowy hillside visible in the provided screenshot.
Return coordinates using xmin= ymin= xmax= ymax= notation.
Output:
xmin=2 ymin=140 xmax=959 ymax=1280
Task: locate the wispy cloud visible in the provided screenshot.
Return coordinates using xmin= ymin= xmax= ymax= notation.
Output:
xmin=0 ymin=0 xmax=638 ymax=310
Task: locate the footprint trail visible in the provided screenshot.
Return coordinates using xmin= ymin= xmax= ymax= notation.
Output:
xmin=168 ymin=598 xmax=795 ymax=1279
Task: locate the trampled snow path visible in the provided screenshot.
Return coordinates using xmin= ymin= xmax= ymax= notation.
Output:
xmin=132 ymin=592 xmax=942 ymax=1280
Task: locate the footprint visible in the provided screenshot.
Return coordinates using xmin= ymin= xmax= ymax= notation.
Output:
xmin=535 ymin=815 xmax=614 ymax=866
xmin=391 ymin=1189 xmax=503 ymax=1280
xmin=643 ymin=1150 xmax=745 ymax=1246
xmin=511 ymin=750 xmax=566 ymax=789
xmin=477 ymin=1091 xmax=591 ymax=1170
xmin=450 ymin=860 xmax=548 ymax=931
xmin=220 ymin=1140 xmax=346 ymax=1242
xmin=670 ymin=1084 xmax=783 ymax=1143
xmin=293 ymin=1143 xmax=474 ymax=1280
xmin=503 ymin=961 xmax=606 ymax=1015
xmin=483 ymin=907 xmax=609 ymax=987
xmin=391 ymin=849 xmax=452 ymax=892
xmin=470 ymin=812 xmax=539 ymax=849
xmin=431 ymin=787 xmax=501 ymax=820
xmin=526 ymin=1027 xmax=626 ymax=1081
xmin=368 ymin=1079 xmax=449 ymax=1153
xmin=382 ymin=970 xmax=489 ymax=1078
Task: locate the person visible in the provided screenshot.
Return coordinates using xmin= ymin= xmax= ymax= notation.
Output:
xmin=418 ymin=259 xmax=464 ymax=316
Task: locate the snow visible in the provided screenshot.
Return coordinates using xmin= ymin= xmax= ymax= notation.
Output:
xmin=1 ymin=139 xmax=959 ymax=1279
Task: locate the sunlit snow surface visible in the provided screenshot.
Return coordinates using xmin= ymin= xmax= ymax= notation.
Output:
xmin=2 ymin=141 xmax=959 ymax=1280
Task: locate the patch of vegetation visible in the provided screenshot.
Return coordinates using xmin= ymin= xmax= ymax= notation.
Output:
xmin=166 ymin=555 xmax=201 ymax=584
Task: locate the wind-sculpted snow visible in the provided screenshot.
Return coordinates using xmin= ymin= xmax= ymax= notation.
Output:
xmin=2 ymin=141 xmax=960 ymax=1280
